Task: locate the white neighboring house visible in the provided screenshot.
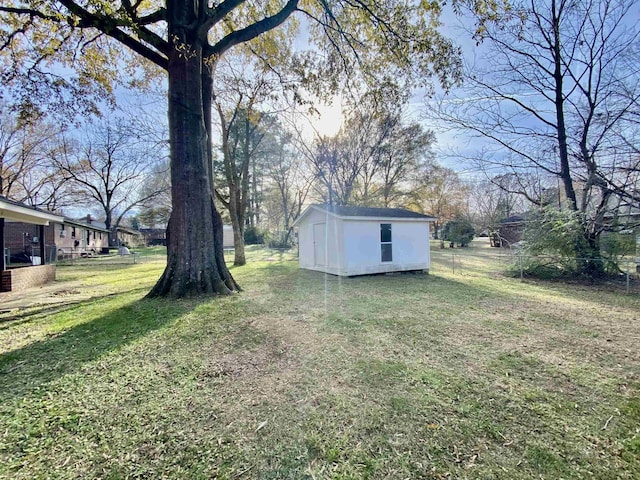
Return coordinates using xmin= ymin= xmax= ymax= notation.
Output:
xmin=293 ymin=204 xmax=436 ymax=276
xmin=55 ymin=216 xmax=110 ymax=256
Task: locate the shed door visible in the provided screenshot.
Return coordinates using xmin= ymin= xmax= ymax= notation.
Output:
xmin=313 ymin=223 xmax=326 ymax=266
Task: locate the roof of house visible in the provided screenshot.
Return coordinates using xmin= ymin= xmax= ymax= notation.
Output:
xmin=65 ymin=217 xmax=110 ymax=232
xmin=499 ymin=215 xmax=526 ymax=225
xmin=0 ymin=195 xmax=64 ymax=225
xmin=115 ymin=226 xmax=142 ymax=236
xmin=293 ymin=204 xmax=436 ymax=226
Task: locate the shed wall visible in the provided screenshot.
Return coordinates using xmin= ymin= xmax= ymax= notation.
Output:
xmin=298 ymin=209 xmax=343 ymax=274
xmin=111 ymin=230 xmax=142 ymax=248
xmin=342 ymin=220 xmax=430 ymax=275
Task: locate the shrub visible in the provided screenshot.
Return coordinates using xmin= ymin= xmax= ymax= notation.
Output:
xmin=442 ymin=219 xmax=475 ymax=247
xmin=518 ymin=207 xmax=606 ymax=278
xmin=244 ymin=226 xmax=265 ymax=245
xmin=600 ymin=230 xmax=636 ymax=274
xmin=266 ymin=230 xmax=293 ymax=250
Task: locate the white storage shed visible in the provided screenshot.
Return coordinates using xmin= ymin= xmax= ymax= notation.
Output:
xmin=293 ymin=204 xmax=435 ymax=276
xmin=223 ymin=225 xmax=234 ymax=249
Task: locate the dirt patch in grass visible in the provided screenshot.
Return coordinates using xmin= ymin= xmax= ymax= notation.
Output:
xmin=206 ymin=338 xmax=295 ymax=380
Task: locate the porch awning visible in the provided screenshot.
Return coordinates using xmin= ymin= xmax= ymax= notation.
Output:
xmin=0 ymin=196 xmax=63 ymax=225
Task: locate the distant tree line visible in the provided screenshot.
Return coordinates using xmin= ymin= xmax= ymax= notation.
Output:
xmin=0 ymin=104 xmax=168 ymax=234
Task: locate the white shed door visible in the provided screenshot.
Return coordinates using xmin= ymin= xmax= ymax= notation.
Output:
xmin=313 ymin=223 xmax=326 ymax=266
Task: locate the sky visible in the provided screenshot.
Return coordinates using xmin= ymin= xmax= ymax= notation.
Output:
xmin=297 ymin=5 xmax=485 ymax=174
xmin=51 ymin=4 xmax=483 ymax=174
xmin=307 ymin=99 xmax=343 ymax=137
xmin=17 ymin=0 xmax=638 ymax=187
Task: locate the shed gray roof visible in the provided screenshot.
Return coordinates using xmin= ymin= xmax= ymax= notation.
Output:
xmin=315 ymin=204 xmax=434 ymax=219
xmin=300 ymin=204 xmax=436 ymax=220
xmin=114 ymin=226 xmax=142 ymax=235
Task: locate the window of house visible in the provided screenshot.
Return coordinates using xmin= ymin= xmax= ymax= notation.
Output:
xmin=380 ymin=223 xmax=392 ymax=262
xmin=93 ymin=231 xmax=96 ymax=239
xmin=99 ymin=232 xmax=102 ymax=240
xmin=71 ymin=227 xmax=76 ymax=238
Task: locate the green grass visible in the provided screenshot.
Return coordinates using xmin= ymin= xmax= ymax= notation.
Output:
xmin=1 ymin=243 xmax=639 ymax=479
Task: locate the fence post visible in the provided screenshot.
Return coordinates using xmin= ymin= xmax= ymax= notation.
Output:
xmin=627 ymin=260 xmax=631 ymax=295
xmin=519 ymin=253 xmax=523 ymax=280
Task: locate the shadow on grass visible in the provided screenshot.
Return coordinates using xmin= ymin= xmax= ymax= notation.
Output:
xmin=0 ymin=286 xmax=153 ymax=329
xmin=0 ymin=296 xmax=206 ymax=403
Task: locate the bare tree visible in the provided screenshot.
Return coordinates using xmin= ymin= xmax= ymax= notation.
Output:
xmin=467 ymin=175 xmax=532 ymax=230
xmin=263 ymin=124 xmax=314 ymax=245
xmin=0 ymin=104 xmax=68 ymax=208
xmin=302 ymin=93 xmax=435 ymax=207
xmin=306 ymin=132 xmax=360 ymax=206
xmin=53 ymin=120 xmax=166 ymax=237
xmin=212 ymin=56 xmax=282 ymax=266
xmin=136 ymin=161 xmax=172 ymax=228
xmin=409 ymin=162 xmax=469 ymax=239
xmin=18 ymin=162 xmax=70 ymax=212
xmin=431 ymin=0 xmax=640 ymax=274
xmin=370 ymin=121 xmax=436 ymax=208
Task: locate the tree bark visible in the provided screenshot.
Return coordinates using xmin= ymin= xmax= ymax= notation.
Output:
xmin=232 ymin=219 xmax=246 ymax=265
xmin=148 ymin=15 xmax=238 ymax=297
xmin=231 ymin=116 xmax=254 ymax=266
xmin=228 ymin=182 xmax=247 ymax=266
xmin=551 ymin=0 xmax=578 ymax=211
xmin=203 ymin=59 xmax=240 ymax=292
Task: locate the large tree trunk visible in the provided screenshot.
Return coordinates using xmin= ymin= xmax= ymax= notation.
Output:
xmin=228 ymin=193 xmax=246 ymax=266
xmin=203 ymin=58 xmax=241 ymax=293
xmin=148 ymin=21 xmax=238 ymax=297
xmin=104 ymin=208 xmax=115 ymax=246
xmin=549 ymin=0 xmax=602 ymax=277
xmin=232 ymin=220 xmax=246 ymax=265
xmin=104 ymin=208 xmax=112 ymax=232
xmin=575 ymin=228 xmax=604 ymax=278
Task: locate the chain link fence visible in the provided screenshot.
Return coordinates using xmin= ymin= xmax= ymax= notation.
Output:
xmin=54 ymin=247 xmax=163 ymax=265
xmin=430 ymin=247 xmax=640 ymax=295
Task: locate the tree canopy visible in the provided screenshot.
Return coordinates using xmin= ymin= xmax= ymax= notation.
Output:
xmin=52 ymin=118 xmax=167 ymax=232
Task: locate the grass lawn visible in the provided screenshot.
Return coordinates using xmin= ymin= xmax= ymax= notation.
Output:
xmin=0 ymin=244 xmax=639 ymax=479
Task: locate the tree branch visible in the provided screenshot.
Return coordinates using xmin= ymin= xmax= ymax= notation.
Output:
xmin=206 ymin=0 xmax=299 ymax=59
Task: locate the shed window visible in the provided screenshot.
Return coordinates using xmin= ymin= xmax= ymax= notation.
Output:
xmin=380 ymin=223 xmax=392 ymax=262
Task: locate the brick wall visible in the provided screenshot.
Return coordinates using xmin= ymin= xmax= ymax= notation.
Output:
xmin=1 ymin=265 xmax=56 ymax=292
xmin=3 ymin=223 xmax=55 ymax=252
